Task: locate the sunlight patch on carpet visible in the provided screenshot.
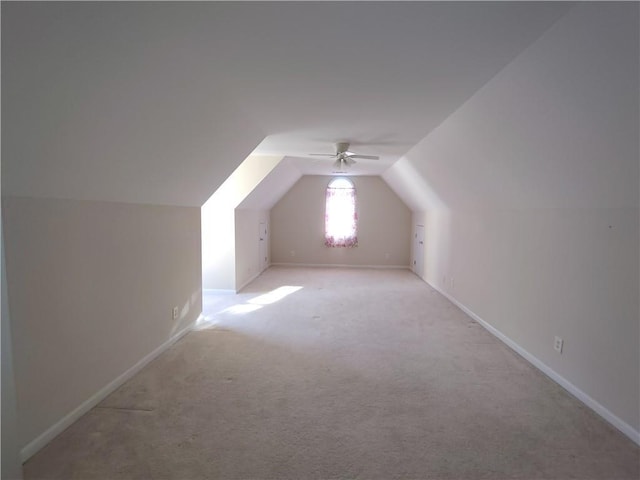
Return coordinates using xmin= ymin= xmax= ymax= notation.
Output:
xmin=248 ymin=286 xmax=303 ymax=305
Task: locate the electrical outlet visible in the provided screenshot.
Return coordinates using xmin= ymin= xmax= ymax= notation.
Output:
xmin=385 ymin=253 xmax=390 ymax=260
xmin=172 ymin=306 xmax=179 ymax=320
xmin=290 ymin=250 xmax=296 ymax=257
xmin=450 ymin=277 xmax=454 ymax=289
xmin=443 ymin=275 xmax=446 ymax=285
xmin=554 ymin=336 xmax=563 ymax=353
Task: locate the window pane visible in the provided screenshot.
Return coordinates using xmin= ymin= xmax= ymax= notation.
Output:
xmin=325 ymin=179 xmax=357 ymax=247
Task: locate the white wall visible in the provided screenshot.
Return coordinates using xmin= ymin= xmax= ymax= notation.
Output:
xmin=271 ymin=176 xmax=411 ymax=267
xmin=235 ymin=209 xmax=270 ymax=291
xmin=400 ymin=3 xmax=639 ymax=437
xmin=2 ymin=196 xmax=202 ymax=455
xmin=201 ymin=155 xmax=282 ymax=291
xmin=1 ymin=219 xmax=23 ymax=479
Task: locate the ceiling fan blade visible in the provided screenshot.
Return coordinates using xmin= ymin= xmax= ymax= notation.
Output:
xmin=309 ymin=153 xmax=337 ymax=157
xmin=350 ymin=155 xmax=379 ymax=160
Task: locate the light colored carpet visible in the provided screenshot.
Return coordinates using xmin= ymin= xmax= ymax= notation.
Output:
xmin=24 ymin=267 xmax=639 ymax=479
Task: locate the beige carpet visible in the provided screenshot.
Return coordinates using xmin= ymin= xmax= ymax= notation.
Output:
xmin=24 ymin=267 xmax=639 ymax=479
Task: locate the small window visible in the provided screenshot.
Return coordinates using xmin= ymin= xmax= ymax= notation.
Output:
xmin=325 ymin=178 xmax=358 ymax=247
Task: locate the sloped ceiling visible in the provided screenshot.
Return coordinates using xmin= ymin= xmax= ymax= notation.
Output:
xmin=237 ymin=158 xmax=303 ymax=211
xmin=385 ymin=2 xmax=639 ymax=213
xmin=2 ymin=2 xmax=571 ymax=207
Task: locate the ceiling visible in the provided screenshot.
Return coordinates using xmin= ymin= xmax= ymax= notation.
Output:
xmin=2 ymin=2 xmax=572 ymax=205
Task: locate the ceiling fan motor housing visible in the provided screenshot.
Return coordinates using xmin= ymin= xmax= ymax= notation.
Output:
xmin=336 ymin=142 xmax=350 ymax=154
xmin=307 ymin=142 xmax=379 ymax=170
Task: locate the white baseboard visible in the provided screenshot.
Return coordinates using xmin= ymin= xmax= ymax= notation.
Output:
xmin=236 ymin=270 xmax=263 ymax=293
xmin=427 ymin=280 xmax=640 ymax=446
xmin=271 ymin=262 xmax=410 ymax=270
xmin=20 ymin=322 xmax=195 ymax=462
xmin=202 ymin=288 xmax=235 ymax=295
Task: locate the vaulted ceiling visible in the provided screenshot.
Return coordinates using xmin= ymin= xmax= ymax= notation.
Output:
xmin=2 ymin=2 xmax=572 ymax=207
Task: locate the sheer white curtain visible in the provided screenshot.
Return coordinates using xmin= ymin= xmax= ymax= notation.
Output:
xmin=325 ymin=179 xmax=357 ymax=247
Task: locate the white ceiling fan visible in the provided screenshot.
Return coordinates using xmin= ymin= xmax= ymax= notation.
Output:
xmin=309 ymin=142 xmax=379 ymax=171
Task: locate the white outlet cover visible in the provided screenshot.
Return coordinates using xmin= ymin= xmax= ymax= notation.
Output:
xmin=554 ymin=336 xmax=563 ymax=353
